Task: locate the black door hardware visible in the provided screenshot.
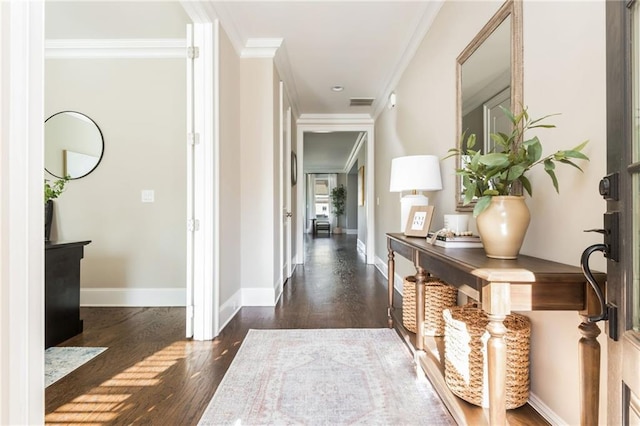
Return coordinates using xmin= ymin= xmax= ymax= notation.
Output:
xmin=598 ymin=172 xmax=619 ymax=200
xmin=580 ymin=244 xmax=618 ymax=340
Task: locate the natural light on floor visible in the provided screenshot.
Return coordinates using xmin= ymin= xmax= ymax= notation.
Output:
xmin=45 ymin=340 xmax=219 ymax=425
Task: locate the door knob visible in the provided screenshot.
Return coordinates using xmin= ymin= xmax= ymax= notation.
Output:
xmin=285 ymin=212 xmax=293 ymax=218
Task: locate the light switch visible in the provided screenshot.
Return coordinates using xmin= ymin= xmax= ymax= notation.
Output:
xmin=141 ymin=190 xmax=154 ymax=203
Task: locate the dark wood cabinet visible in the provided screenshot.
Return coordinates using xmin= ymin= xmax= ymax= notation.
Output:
xmin=45 ymin=240 xmax=90 ymax=348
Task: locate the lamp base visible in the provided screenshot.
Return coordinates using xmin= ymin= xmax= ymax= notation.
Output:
xmin=400 ymin=194 xmax=429 ymax=232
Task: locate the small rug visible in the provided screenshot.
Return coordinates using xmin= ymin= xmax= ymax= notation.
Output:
xmin=198 ymin=329 xmax=454 ymax=425
xmin=45 ymin=346 xmax=107 ymax=388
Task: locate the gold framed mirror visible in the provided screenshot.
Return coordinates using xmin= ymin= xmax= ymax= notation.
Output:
xmin=455 ymin=0 xmax=523 ymax=211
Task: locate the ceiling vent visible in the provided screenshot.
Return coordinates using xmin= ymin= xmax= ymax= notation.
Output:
xmin=349 ymin=97 xmax=375 ymax=107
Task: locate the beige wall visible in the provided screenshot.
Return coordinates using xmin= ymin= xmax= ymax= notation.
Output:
xmin=273 ymin=65 xmax=282 ymax=294
xmin=374 ymin=1 xmax=607 ymax=424
xmin=46 ymin=58 xmax=186 ymax=296
xmin=240 ymin=58 xmax=276 ymax=297
xmin=219 ymin=26 xmax=242 ymax=306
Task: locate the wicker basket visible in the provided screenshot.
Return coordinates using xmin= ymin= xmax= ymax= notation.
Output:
xmin=443 ymin=305 xmax=531 ymax=409
xmin=402 ymin=276 xmax=458 ymax=336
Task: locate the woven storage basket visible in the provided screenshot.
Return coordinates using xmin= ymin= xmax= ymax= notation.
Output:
xmin=402 ymin=276 xmax=458 ymax=336
xmin=443 ymin=305 xmax=531 ymax=409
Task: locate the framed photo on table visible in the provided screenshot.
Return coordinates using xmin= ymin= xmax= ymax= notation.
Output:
xmin=404 ymin=205 xmax=435 ymax=237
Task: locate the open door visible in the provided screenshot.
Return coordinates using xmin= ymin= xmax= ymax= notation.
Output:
xmin=185 ymin=21 xmax=218 ymax=340
xmin=279 ymin=81 xmax=293 ymax=289
xmin=605 ymin=1 xmax=640 ymax=423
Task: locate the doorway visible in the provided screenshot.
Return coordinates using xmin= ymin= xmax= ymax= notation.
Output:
xmin=295 ymin=121 xmax=375 ymax=265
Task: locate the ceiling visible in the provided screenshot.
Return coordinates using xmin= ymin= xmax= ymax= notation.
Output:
xmin=45 ymin=1 xmax=444 ymax=172
xmin=209 ymin=1 xmax=443 ymax=170
xmin=303 ymin=132 xmax=362 ymax=173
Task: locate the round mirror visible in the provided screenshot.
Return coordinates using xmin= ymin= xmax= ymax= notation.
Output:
xmin=45 ymin=111 xmax=104 ymax=179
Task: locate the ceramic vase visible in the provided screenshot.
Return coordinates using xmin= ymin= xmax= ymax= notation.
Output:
xmin=476 ymin=196 xmax=530 ymax=259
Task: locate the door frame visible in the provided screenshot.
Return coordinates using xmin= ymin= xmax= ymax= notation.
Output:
xmin=605 ymin=0 xmax=640 ymax=424
xmin=295 ymin=117 xmax=375 ymax=264
xmin=0 ymin=1 xmax=46 ymax=423
xmin=181 ymin=3 xmax=219 ymax=341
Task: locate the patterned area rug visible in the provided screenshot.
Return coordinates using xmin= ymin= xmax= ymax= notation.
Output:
xmin=198 ymin=329 xmax=454 ymax=425
xmin=45 ymin=347 xmax=107 ymax=388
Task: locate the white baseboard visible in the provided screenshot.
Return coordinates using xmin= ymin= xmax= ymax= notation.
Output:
xmin=528 ymin=392 xmax=567 ymax=425
xmin=346 ymin=228 xmax=357 ymax=235
xmin=374 ymin=255 xmax=404 ymax=294
xmin=241 ymin=287 xmax=277 ymax=307
xmin=357 ymin=239 xmax=366 ymax=254
xmin=80 ymin=287 xmax=185 ymax=307
xmin=218 ymin=289 xmax=242 ymax=332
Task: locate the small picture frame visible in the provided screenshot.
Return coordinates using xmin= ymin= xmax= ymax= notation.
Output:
xmin=404 ymin=205 xmax=435 ymax=237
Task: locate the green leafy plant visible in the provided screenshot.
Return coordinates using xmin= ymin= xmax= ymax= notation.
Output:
xmin=330 ymin=184 xmax=347 ymax=227
xmin=44 ymin=176 xmax=70 ymax=203
xmin=446 ymin=106 xmax=590 ymax=217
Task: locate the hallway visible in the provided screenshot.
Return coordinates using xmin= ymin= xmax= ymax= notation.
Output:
xmin=45 ymin=234 xmax=396 ymax=425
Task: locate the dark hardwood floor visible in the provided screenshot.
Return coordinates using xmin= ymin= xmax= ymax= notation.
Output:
xmin=45 ymin=234 xmax=391 ymax=425
xmin=45 ymin=234 xmax=548 ymax=425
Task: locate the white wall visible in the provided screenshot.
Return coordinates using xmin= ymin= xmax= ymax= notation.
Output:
xmin=356 ymin=142 xmax=367 ymax=246
xmin=375 ymin=1 xmax=607 ymax=424
xmin=346 ymin=169 xmax=358 ymax=231
xmin=46 ymin=58 xmax=187 ymax=305
xmin=218 ymin=25 xmax=242 ymax=319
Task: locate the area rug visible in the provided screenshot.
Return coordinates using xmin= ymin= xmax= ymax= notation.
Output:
xmin=198 ymin=329 xmax=454 ymax=425
xmin=45 ymin=346 xmax=107 ymax=388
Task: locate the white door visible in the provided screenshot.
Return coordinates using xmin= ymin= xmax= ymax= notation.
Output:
xmin=185 ymin=24 xmax=195 ymax=338
xmin=284 ymin=106 xmax=293 ymax=279
xmin=606 ymin=1 xmax=640 ymax=424
xmin=279 ymin=81 xmax=292 ymax=287
xmin=185 ymin=22 xmax=218 ymax=340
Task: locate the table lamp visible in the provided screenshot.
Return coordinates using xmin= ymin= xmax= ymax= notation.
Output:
xmin=389 ymin=155 xmax=443 ymax=232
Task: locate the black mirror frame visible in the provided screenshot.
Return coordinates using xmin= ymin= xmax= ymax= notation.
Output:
xmin=44 ymin=110 xmax=105 ymax=180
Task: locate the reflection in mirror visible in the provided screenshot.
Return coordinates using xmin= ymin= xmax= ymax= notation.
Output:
xmin=455 ymin=0 xmax=522 ymax=211
xmin=45 ymin=111 xmax=104 ymax=179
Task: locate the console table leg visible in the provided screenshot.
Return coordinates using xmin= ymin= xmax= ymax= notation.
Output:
xmin=578 ymin=320 xmax=601 ymax=426
xmin=487 ymin=314 xmax=508 ymax=426
xmin=415 ymin=266 xmax=427 ymax=351
xmin=387 ymin=248 xmax=395 ymax=328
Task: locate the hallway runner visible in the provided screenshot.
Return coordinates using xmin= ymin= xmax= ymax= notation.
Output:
xmin=198 ymin=328 xmax=454 ymax=425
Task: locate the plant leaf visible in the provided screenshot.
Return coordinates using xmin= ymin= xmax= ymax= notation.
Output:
xmin=561 ymin=150 xmax=589 ymax=160
xmin=499 ymin=105 xmax=516 ymax=125
xmin=520 ymin=175 xmax=532 ymax=196
xmin=544 ymin=159 xmax=560 ymax=192
xmin=473 ymin=196 xmax=492 ymax=217
xmin=479 ymin=153 xmax=510 ymax=168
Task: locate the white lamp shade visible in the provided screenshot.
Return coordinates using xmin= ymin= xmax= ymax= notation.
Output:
xmin=389 ymin=155 xmax=443 ymax=192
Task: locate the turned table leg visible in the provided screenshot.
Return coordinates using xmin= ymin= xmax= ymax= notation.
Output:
xmin=387 ymin=246 xmax=395 ymax=328
xmin=487 ymin=313 xmax=508 ymax=425
xmin=482 ymin=280 xmax=511 ymax=426
xmin=415 ymin=266 xmax=427 ymax=351
xmin=578 ymin=319 xmax=601 ymax=426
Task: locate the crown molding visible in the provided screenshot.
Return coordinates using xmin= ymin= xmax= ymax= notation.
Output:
xmin=297 ymin=114 xmax=374 ymax=126
xmin=45 ymin=39 xmax=186 ymax=59
xmin=241 ymin=38 xmax=283 ymax=58
xmin=344 ymin=132 xmax=366 ymax=173
xmin=372 ymin=0 xmax=445 ymax=119
xmin=303 ymin=167 xmax=347 ymax=174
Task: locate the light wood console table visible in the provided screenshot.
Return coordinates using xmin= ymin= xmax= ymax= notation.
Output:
xmin=386 ymin=233 xmax=605 ymax=426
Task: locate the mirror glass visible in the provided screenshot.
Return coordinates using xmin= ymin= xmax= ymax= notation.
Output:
xmin=45 ymin=111 xmax=104 ymax=179
xmin=455 ymin=1 xmax=522 ymax=211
